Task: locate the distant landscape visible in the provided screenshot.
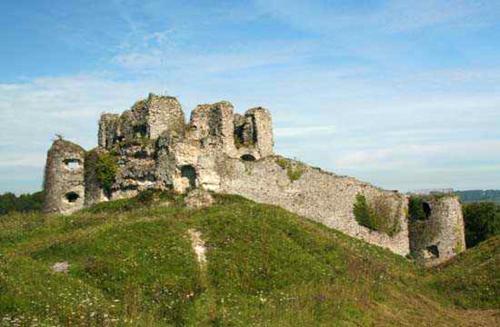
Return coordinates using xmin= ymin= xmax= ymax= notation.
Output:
xmin=455 ymin=190 xmax=500 ymax=203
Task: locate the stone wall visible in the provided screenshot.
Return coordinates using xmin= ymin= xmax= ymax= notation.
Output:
xmin=98 ymin=114 xmax=120 ymax=149
xmin=189 ymin=101 xmax=238 ymax=156
xmin=234 ymin=107 xmax=273 ymax=160
xmin=43 ymin=139 xmax=86 ymax=214
xmin=409 ymin=195 xmax=466 ymax=265
xmin=98 ymin=94 xmax=185 ymax=149
xmin=145 ymin=94 xmax=185 ymax=139
xmin=217 ymin=156 xmax=410 ymax=256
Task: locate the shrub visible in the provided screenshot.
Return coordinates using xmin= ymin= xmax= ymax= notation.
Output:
xmin=275 ymin=158 xmax=305 ymax=182
xmin=353 ymin=194 xmax=372 ymax=229
xmin=353 ymin=194 xmax=401 ymax=237
xmin=462 ymin=202 xmax=500 ymax=248
xmin=408 ymin=197 xmax=428 ymax=221
xmin=94 ymin=153 xmax=118 ymax=197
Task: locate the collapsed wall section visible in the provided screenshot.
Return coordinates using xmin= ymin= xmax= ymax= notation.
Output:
xmin=188 ymin=101 xmax=237 ymax=156
xmin=43 ymin=139 xmax=86 ymax=214
xmin=408 ymin=195 xmax=466 ymax=266
xmin=98 ymin=114 xmax=120 ymax=149
xmin=145 ymin=94 xmax=185 ymax=139
xmin=217 ymin=156 xmax=410 ymax=256
xmin=98 ymin=94 xmax=185 ymax=150
xmin=234 ymin=107 xmax=274 ymax=160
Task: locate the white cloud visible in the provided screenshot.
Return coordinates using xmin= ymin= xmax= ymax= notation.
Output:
xmin=275 ymin=125 xmax=336 ymax=137
xmin=334 ymin=140 xmax=500 ymax=170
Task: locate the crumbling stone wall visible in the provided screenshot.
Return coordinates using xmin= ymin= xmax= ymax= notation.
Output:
xmin=409 ymin=195 xmax=466 ymax=266
xmin=111 ymin=140 xmax=159 ymax=199
xmin=188 ymin=101 xmax=238 ymax=156
xmin=98 ymin=94 xmax=185 ymax=149
xmin=154 ymin=101 xmax=274 ymax=194
xmin=234 ymin=107 xmax=273 ymax=160
xmin=43 ymin=139 xmax=86 ymax=214
xmin=145 ymin=94 xmax=185 ymax=139
xmin=217 ymin=156 xmax=410 ymax=256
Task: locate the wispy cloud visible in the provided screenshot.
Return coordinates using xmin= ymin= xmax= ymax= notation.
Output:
xmin=254 ymin=0 xmax=498 ymax=33
xmin=275 ymin=125 xmax=336 ymax=138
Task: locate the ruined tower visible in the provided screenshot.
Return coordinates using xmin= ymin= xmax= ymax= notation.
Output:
xmin=409 ymin=195 xmax=466 ymax=265
xmin=98 ymin=94 xmax=186 ymax=149
xmin=43 ymin=139 xmax=86 ymax=214
xmin=234 ymin=107 xmax=274 ymax=159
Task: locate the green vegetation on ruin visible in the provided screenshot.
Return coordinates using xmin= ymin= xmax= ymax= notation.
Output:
xmin=353 ymin=194 xmax=401 ymax=237
xmin=275 ymin=157 xmax=305 ymax=182
xmin=85 ymin=150 xmax=119 ymax=197
xmin=408 ymin=196 xmax=429 ymax=221
xmin=0 ymin=192 xmax=497 ymax=326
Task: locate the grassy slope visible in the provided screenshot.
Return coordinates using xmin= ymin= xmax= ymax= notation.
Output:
xmin=0 ymin=193 xmax=498 ymax=326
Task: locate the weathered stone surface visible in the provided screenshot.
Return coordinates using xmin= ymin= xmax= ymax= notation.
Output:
xmin=409 ymin=195 xmax=466 ymax=266
xmin=188 ymin=101 xmax=237 ymax=156
xmin=145 ymin=94 xmax=185 ymax=139
xmin=184 ymin=189 xmax=214 ymax=209
xmin=98 ymin=114 xmax=120 ymax=149
xmin=43 ymin=139 xmax=86 ymax=215
xmin=43 ymin=93 xmax=465 ymax=264
xmin=218 ymin=156 xmax=410 ymax=256
xmin=97 ymin=94 xmax=185 ymax=149
xmin=234 ymin=107 xmax=273 ymax=160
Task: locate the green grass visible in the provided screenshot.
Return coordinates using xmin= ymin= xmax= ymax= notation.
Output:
xmin=0 ymin=193 xmax=498 ymax=326
xmin=427 ymin=236 xmax=499 ymax=309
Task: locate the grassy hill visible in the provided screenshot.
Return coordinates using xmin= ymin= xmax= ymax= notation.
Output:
xmin=0 ymin=192 xmax=498 ymax=326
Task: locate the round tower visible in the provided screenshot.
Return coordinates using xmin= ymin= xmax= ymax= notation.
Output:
xmin=43 ymin=138 xmax=86 ymax=214
xmin=409 ymin=194 xmax=466 ymax=266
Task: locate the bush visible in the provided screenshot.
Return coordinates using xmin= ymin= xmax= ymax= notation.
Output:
xmin=353 ymin=194 xmax=372 ymax=229
xmin=462 ymin=202 xmax=500 ymax=248
xmin=408 ymin=197 xmax=428 ymax=221
xmin=275 ymin=158 xmax=305 ymax=182
xmin=353 ymin=194 xmax=401 ymax=237
xmin=94 ymin=153 xmax=118 ymax=197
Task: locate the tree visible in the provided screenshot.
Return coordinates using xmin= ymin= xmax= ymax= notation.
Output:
xmin=463 ymin=202 xmax=500 ymax=248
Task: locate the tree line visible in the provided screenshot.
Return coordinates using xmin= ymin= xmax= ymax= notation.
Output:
xmin=0 ymin=191 xmax=44 ymax=215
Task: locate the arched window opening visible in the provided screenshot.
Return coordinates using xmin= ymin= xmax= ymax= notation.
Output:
xmin=241 ymin=154 xmax=256 ymax=162
xmin=65 ymin=192 xmax=80 ymax=203
xmin=180 ymin=165 xmax=197 ymax=189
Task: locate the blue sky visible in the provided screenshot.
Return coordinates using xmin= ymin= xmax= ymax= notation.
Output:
xmin=1 ymin=0 xmax=499 ymax=193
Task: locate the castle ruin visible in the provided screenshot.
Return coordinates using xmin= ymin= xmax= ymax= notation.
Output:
xmin=43 ymin=93 xmax=465 ymax=265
